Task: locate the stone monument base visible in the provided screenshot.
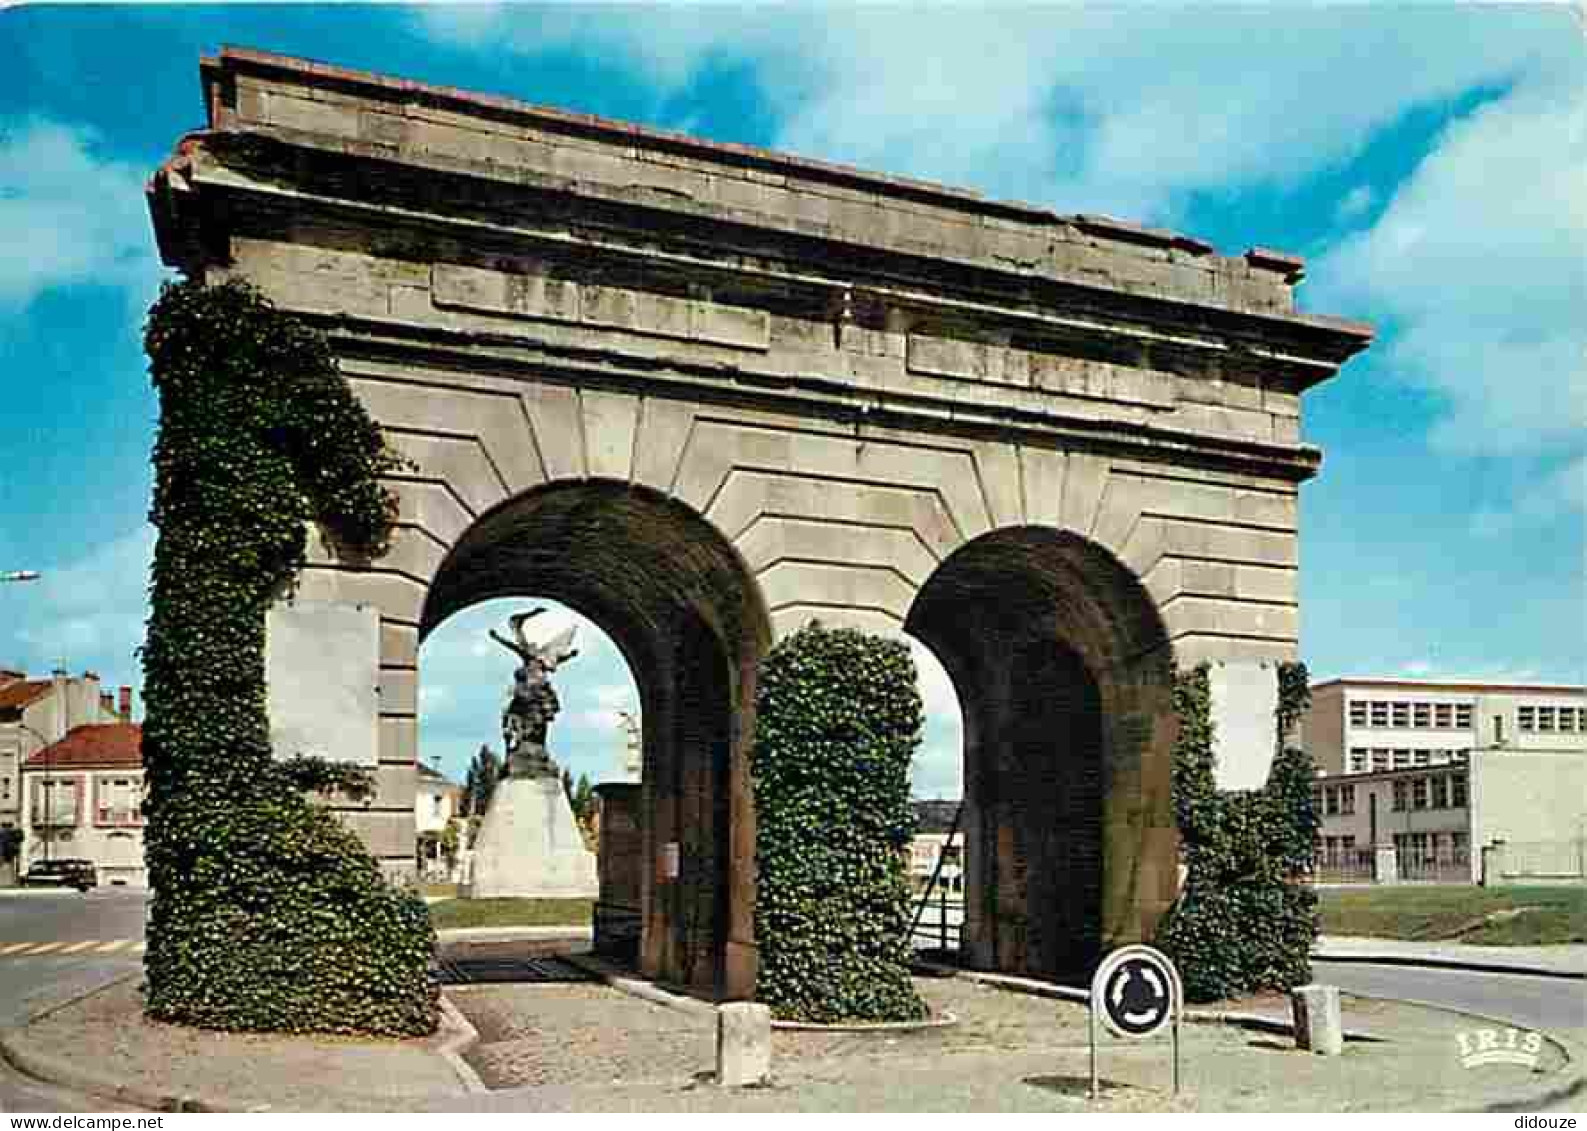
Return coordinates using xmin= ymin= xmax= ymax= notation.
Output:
xmin=468 ymin=775 xmax=598 ymax=899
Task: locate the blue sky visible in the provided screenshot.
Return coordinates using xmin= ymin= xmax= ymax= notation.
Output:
xmin=1 ymin=4 xmax=1582 ymax=798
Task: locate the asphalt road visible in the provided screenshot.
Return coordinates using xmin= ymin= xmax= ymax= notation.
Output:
xmin=0 ymin=887 xmax=148 ymax=1111
xmin=1312 ymin=959 xmax=1587 ymax=1034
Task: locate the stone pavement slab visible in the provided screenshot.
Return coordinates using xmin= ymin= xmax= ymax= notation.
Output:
xmin=0 ymin=975 xmax=471 ymax=1111
xmin=445 ymin=974 xmax=1577 ymax=1112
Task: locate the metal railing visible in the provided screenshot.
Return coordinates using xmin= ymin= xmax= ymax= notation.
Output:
xmin=1395 ymin=847 xmax=1471 ymax=883
xmin=908 ymin=804 xmax=964 ymax=953
xmin=1312 ymin=846 xmax=1374 ymax=884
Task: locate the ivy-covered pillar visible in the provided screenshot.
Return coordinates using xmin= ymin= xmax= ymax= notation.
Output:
xmin=141 ymin=279 xmax=437 ymax=1036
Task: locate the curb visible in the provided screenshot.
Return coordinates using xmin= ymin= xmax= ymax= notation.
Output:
xmin=436 ymin=926 xmax=593 ymax=944
xmin=435 ymin=994 xmax=489 ymax=1094
xmin=1312 ymin=950 xmax=1587 ymax=982
xmin=0 ymin=977 xmax=482 ymax=1113
xmin=560 ymin=953 xmax=717 ymax=1019
xmin=0 ymin=1027 xmax=226 ymax=1112
xmin=957 ymin=970 xmax=1385 ymax=1043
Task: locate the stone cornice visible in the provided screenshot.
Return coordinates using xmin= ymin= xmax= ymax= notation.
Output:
xmin=149 ymin=131 xmax=1370 ymax=392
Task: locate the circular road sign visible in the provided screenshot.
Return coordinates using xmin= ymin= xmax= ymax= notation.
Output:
xmin=1090 ymin=945 xmax=1179 ymax=1040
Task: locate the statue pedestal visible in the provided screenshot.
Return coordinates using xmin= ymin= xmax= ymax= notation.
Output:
xmin=468 ymin=775 xmax=598 ymax=899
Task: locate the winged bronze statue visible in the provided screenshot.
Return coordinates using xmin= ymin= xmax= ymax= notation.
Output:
xmin=490 ymin=608 xmax=579 ymax=775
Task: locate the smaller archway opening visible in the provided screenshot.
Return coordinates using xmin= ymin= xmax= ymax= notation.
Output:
xmin=906 ymin=526 xmax=1175 ymax=983
xmin=416 ymin=598 xmax=639 ymax=883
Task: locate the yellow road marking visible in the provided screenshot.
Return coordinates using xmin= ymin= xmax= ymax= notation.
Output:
xmin=18 ymin=942 xmax=62 ymax=955
xmin=95 ymin=939 xmax=131 ymax=953
xmin=58 ymin=940 xmax=99 ymax=954
xmin=132 ymin=942 xmax=146 ymax=954
xmin=0 ymin=942 xmax=35 ymax=955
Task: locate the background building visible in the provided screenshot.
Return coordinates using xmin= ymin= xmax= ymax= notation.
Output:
xmin=20 ymin=721 xmax=146 ymax=887
xmin=1304 ymin=678 xmax=1586 ymax=884
xmin=0 ymin=669 xmax=130 ymax=832
xmin=1302 ymin=677 xmax=1584 ymax=775
xmin=414 ymin=761 xmax=461 ymax=881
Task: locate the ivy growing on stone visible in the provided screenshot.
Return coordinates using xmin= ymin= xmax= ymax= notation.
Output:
xmin=141 ymin=278 xmax=437 ymax=1036
xmin=1156 ymin=662 xmax=1319 ymax=1003
xmin=751 ymin=623 xmax=927 ymax=1023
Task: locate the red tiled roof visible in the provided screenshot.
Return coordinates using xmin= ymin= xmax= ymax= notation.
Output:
xmin=24 ymin=724 xmax=142 ymax=770
xmin=0 ymin=680 xmax=51 ymax=711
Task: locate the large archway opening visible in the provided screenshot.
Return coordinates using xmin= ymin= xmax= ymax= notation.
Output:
xmin=419 ymin=480 xmax=772 ymax=998
xmin=906 ymin=527 xmax=1177 ymax=983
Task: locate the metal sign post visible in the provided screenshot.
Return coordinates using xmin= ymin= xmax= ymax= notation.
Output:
xmin=1087 ymin=944 xmax=1183 ymax=1101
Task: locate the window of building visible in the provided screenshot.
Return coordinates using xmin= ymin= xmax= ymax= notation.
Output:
xmin=95 ymin=777 xmax=140 ymax=826
xmin=1392 ymin=780 xmax=1408 ymax=811
xmin=1370 ymin=702 xmax=1389 ymax=728
xmin=1311 ymin=786 xmax=1323 ymax=812
xmin=1412 ymin=703 xmax=1431 ymax=728
xmin=1324 ymin=787 xmax=1339 ymax=816
xmin=1451 ymin=774 xmax=1468 ymax=807
xmin=1434 ymin=703 xmax=1452 ymax=729
xmin=431 ymin=794 xmax=443 ymax=817
xmin=1349 ymin=748 xmax=1368 ymax=773
xmin=1519 ymin=706 xmax=1536 ymax=732
xmin=31 ymin=778 xmax=78 ymax=827
xmin=1561 ymin=707 xmax=1578 ymax=733
xmin=1431 ymin=775 xmax=1449 ymax=809
xmin=1393 ymin=749 xmax=1412 ymax=769
xmin=1341 ymin=785 xmax=1356 ymax=815
xmin=1413 ymin=749 xmax=1430 ymax=765
xmin=1391 ymin=702 xmax=1410 ymax=728
xmin=1451 ymin=831 xmax=1469 ymax=861
xmin=1455 ymin=704 xmax=1473 ymax=729
xmin=1538 ymin=706 xmax=1556 ymax=733
xmin=1494 ymin=715 xmax=1506 ymax=744
xmin=1411 ymin=777 xmax=1429 ymax=809
xmin=1348 ymin=701 xmax=1368 ymax=727
xmin=1372 ymin=749 xmax=1390 ymax=771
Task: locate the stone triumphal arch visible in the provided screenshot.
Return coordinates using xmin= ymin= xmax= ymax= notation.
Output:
xmin=148 ymin=49 xmax=1371 ymax=997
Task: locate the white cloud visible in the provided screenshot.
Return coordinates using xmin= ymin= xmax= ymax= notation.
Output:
xmin=1471 ymin=455 xmax=1587 ymax=536
xmin=0 ymin=119 xmax=162 ymax=310
xmin=1335 ymin=184 xmax=1375 ymax=223
xmin=416 ymin=6 xmax=1581 ymax=225
xmin=10 ymin=524 xmax=153 ymax=682
xmin=910 ymin=739 xmax=961 ymax=801
xmin=1315 ymin=71 xmax=1587 ymax=460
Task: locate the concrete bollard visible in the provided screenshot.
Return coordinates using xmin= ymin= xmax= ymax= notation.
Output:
xmin=1291 ymin=983 xmax=1344 ymax=1056
xmin=716 ymin=1001 xmax=772 ymax=1087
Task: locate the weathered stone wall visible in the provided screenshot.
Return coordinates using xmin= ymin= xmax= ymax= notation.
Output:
xmin=148 ymin=48 xmax=1370 ymax=991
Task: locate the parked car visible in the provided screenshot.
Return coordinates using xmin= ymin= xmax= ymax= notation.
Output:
xmin=21 ymin=858 xmax=97 ymax=892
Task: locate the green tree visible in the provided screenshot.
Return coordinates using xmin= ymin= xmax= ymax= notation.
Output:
xmin=462 ymin=745 xmax=502 ymax=817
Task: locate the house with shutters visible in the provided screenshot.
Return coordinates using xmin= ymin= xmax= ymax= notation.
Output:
xmin=21 ymin=722 xmax=146 ymax=887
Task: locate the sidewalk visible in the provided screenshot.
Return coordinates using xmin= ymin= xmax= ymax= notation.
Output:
xmin=2 ymin=963 xmax=1579 ymax=1112
xmin=1315 ymin=936 xmax=1587 ymax=979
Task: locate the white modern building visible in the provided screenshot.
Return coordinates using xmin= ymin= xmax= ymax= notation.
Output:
xmin=1303 ymin=678 xmax=1586 ymax=884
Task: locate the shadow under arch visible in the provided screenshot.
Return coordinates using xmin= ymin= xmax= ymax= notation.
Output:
xmin=420 ymin=479 xmax=774 ymax=998
xmin=905 ymin=526 xmax=1178 ymax=983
